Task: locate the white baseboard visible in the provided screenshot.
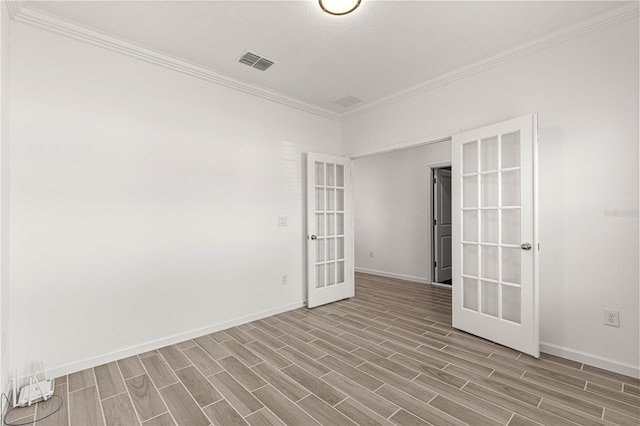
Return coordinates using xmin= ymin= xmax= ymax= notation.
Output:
xmin=355 ymin=267 xmax=431 ymax=284
xmin=540 ymin=342 xmax=639 ymax=379
xmin=46 ymin=300 xmax=305 ymax=379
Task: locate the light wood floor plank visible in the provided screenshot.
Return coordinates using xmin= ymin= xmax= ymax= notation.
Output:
xmin=245 ymin=341 xmax=293 ymax=369
xmin=218 ymin=355 xmax=267 ymax=391
xmin=140 ymin=355 xmax=178 ymax=389
xmin=157 ymin=345 xmax=192 ymax=371
xmin=125 ymin=374 xmax=167 ymax=422
xmin=38 ymin=384 xmax=69 ymax=426
xmin=117 ymin=356 xmax=146 ymax=380
xmin=68 ymin=368 xmax=96 ymax=392
xmin=101 ymin=393 xmax=139 ymax=426
xmin=281 ymin=364 xmax=346 ymax=405
xmin=203 ymin=399 xmax=249 ymax=426
xmin=296 ymin=394 xmax=358 ymax=426
xmin=195 ymin=335 xmax=231 ymax=360
xmin=94 ymin=362 xmax=126 ymax=400
xmin=252 ymin=385 xmax=320 ymax=426
xmin=69 ymin=386 xmax=104 ymax=426
xmin=251 ymin=362 xmax=310 ymax=402
xmin=245 ymin=408 xmax=285 ymax=426
xmin=181 ymin=345 xmax=224 ymax=377
xmin=334 ymin=397 xmax=395 ymax=426
xmin=175 ymin=365 xmax=222 ymax=407
xmin=207 ymin=371 xmax=263 ymax=417
xmin=141 ymin=412 xmax=175 ymax=426
xmin=158 ymin=382 xmax=209 ymax=426
xmin=322 ymin=371 xmax=399 ymax=418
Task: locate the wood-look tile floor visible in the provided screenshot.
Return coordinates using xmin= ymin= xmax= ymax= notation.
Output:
xmin=7 ymin=273 xmax=639 ymax=425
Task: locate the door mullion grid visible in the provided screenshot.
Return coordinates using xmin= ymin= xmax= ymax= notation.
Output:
xmin=476 ymin=138 xmax=482 ymax=313
xmin=334 ymin=165 xmax=338 ymax=286
xmin=497 ymin=133 xmax=503 ymax=321
xmin=322 ymin=162 xmax=328 ymax=288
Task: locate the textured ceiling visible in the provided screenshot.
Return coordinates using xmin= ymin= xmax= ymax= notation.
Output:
xmin=25 ymin=0 xmax=629 ymax=113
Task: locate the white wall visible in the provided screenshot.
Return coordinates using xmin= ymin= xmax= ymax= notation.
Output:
xmin=9 ymin=22 xmax=341 ymax=378
xmin=354 ymin=141 xmax=450 ymax=283
xmin=0 ymin=1 xmax=11 ymax=392
xmin=346 ymin=18 xmax=639 ymax=375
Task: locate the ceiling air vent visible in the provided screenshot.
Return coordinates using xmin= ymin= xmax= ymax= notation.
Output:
xmin=238 ymin=51 xmax=275 ymax=71
xmin=331 ymin=94 xmax=363 ymax=108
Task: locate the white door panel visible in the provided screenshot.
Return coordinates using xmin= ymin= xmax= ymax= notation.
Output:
xmin=452 ymin=114 xmax=539 ymax=357
xmin=306 ymin=153 xmax=354 ymax=308
xmin=435 ymin=168 xmax=452 ymax=282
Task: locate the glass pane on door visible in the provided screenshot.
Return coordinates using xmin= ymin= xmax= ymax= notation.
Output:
xmin=316 ymin=265 xmax=325 ymax=289
xmin=463 ymin=210 xmax=478 ymax=242
xmin=502 ymin=285 xmax=521 ymax=323
xmin=315 ymin=162 xmax=324 ymax=185
xmin=481 ymin=281 xmax=499 ymax=318
xmin=481 ymin=210 xmax=498 ymax=244
xmin=463 ymin=142 xmax=478 ymax=173
xmin=463 ymin=244 xmax=478 ymax=276
xmin=480 ymin=137 xmax=498 ymax=171
xmin=463 ymin=176 xmax=478 ymax=208
xmin=501 ymin=209 xmax=520 ymax=245
xmin=481 ymin=173 xmax=498 ymax=207
xmin=463 ymin=278 xmax=478 ymax=311
xmin=501 ymin=132 xmax=520 ymax=168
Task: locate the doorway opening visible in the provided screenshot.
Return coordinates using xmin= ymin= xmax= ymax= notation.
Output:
xmin=432 ymin=166 xmax=452 ymax=285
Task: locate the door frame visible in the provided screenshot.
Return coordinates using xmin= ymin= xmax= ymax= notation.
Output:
xmin=428 ymin=162 xmax=452 ymax=286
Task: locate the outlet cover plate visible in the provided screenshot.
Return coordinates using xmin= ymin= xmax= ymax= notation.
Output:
xmin=604 ymin=308 xmax=620 ymax=327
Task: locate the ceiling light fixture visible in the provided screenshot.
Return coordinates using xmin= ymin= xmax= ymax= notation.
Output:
xmin=319 ymin=0 xmax=361 ymax=16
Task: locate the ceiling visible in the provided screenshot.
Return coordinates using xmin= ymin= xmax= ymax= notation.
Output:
xmin=23 ymin=0 xmax=630 ymax=114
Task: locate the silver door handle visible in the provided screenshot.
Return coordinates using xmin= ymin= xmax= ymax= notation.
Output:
xmin=521 ymin=242 xmax=532 ymax=251
xmin=310 ymin=235 xmax=317 ymax=240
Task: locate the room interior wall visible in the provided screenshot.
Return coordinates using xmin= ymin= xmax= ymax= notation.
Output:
xmin=353 ymin=141 xmax=451 ymax=283
xmin=8 ymin=22 xmax=341 ymax=379
xmin=0 ymin=1 xmax=11 ymax=393
xmin=345 ymin=17 xmax=639 ymax=376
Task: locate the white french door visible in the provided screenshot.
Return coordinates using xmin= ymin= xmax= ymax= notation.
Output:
xmin=452 ymin=114 xmax=539 ymax=357
xmin=306 ymin=153 xmax=354 ymax=308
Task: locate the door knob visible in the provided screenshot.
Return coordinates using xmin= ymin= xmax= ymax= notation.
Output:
xmin=521 ymin=242 xmax=532 ymax=251
xmin=310 ymin=235 xmax=318 ymax=240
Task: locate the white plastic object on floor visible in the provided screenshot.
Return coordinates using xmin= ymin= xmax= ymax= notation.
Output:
xmin=16 ymin=362 xmax=54 ymax=407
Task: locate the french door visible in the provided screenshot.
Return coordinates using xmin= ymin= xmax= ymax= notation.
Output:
xmin=452 ymin=114 xmax=539 ymax=357
xmin=306 ymin=153 xmax=354 ymax=308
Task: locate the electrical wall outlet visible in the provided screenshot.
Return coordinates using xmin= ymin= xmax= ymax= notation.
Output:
xmin=604 ymin=308 xmax=620 ymax=327
xmin=281 ymin=274 xmax=287 ymax=285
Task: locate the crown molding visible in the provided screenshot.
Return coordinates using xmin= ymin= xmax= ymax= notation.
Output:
xmin=11 ymin=6 xmax=342 ymax=121
xmin=5 ymin=0 xmax=25 ymax=19
xmin=343 ymin=2 xmax=640 ymax=120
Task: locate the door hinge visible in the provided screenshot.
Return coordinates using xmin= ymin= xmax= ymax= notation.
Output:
xmin=433 ymin=219 xmax=436 ymax=226
xmin=433 ymin=261 xmax=437 ymax=267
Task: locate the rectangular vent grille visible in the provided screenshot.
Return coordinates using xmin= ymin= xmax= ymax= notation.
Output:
xmin=239 ymin=51 xmax=275 ymax=71
xmin=331 ymin=95 xmax=363 ymax=108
